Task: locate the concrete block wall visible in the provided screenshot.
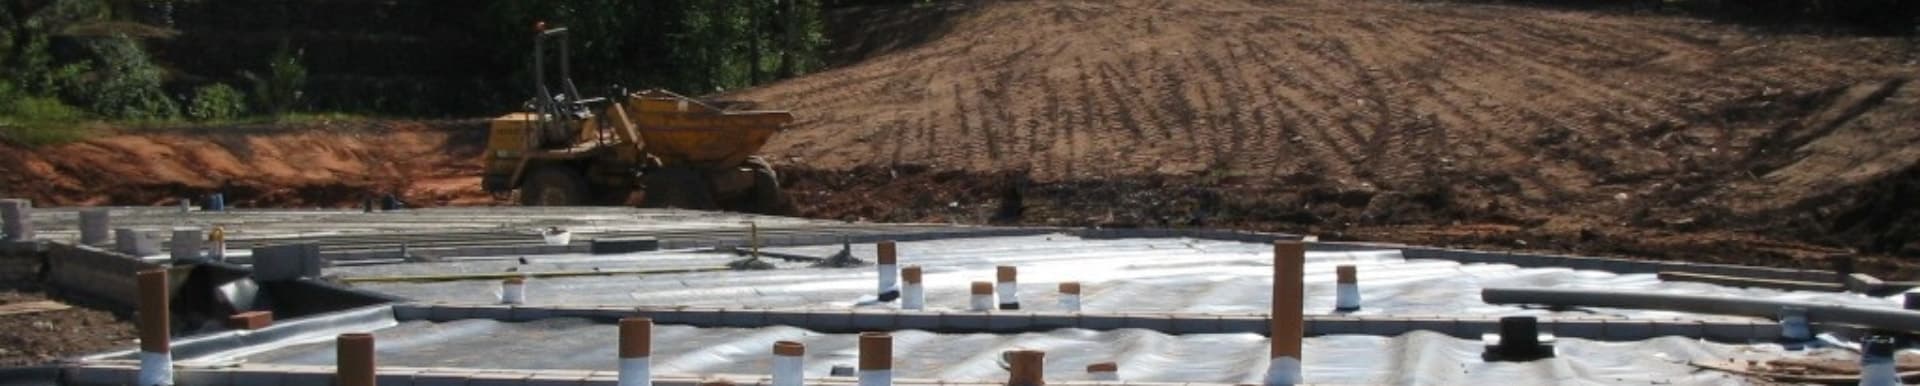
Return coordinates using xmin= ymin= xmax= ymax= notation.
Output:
xmin=44 ymin=243 xmax=163 ymax=308
xmin=65 ymin=363 xmax=1261 ymax=386
xmin=393 ymin=304 xmax=1784 ymax=342
xmin=0 ymin=252 xmax=39 ymax=282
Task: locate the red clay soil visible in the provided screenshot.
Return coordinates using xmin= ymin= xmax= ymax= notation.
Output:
xmin=2 ymin=0 xmax=1919 ymax=277
xmin=0 ymin=119 xmax=497 ymax=208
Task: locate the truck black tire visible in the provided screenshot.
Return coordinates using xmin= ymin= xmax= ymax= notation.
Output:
xmin=742 ymin=158 xmax=794 ymax=215
xmin=641 ymin=167 xmax=718 ymax=210
xmin=519 ymin=165 xmax=590 ymax=206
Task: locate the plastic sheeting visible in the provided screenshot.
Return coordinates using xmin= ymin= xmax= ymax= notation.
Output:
xmin=238 ymin=317 xmax=1775 ymax=385
xmin=347 ymin=234 xmax=1902 ymax=319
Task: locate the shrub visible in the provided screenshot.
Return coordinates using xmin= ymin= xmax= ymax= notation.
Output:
xmin=186 ymin=83 xmax=247 ymax=121
xmin=75 ymin=37 xmax=178 ymax=120
xmin=243 ymin=41 xmax=308 ymax=117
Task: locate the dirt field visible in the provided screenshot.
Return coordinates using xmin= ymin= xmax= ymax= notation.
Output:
xmin=0 ymin=271 xmax=138 ymax=367
xmin=1 ymin=0 xmax=1918 ymax=276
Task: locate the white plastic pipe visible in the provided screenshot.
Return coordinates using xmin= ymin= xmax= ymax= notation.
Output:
xmin=1266 ymin=357 xmax=1301 ymax=386
xmin=970 ymin=281 xmax=994 ymax=312
xmin=1087 ymin=362 xmax=1118 ymax=381
xmin=858 ymin=370 xmax=891 ymax=386
xmin=618 ymin=357 xmax=650 ymax=386
xmin=877 ymin=264 xmax=898 ymax=297
xmin=1334 ymin=265 xmax=1360 ymax=311
xmin=773 ymin=341 xmax=804 ymax=386
xmin=1058 ymin=282 xmax=1082 ymax=312
xmin=500 ymin=280 xmax=526 ymax=305
xmin=138 ymin=351 xmax=173 ymax=386
xmin=996 ymin=266 xmax=1020 ymax=310
xmin=902 ymin=284 xmax=924 ymax=310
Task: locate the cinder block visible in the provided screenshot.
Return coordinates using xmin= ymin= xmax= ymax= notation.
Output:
xmin=1121 ymin=314 xmax=1175 ymax=332
xmin=1402 ymin=316 xmax=1460 ymax=338
xmin=510 ymin=306 xmax=555 ymax=322
xmin=896 ymin=311 xmax=941 ymax=331
xmin=851 ymin=310 xmax=899 ymax=330
xmin=805 ymin=310 xmax=856 ymax=331
xmin=1079 ymin=314 xmax=1126 ymax=331
xmin=68 ymin=366 xmax=135 ymax=386
xmin=1751 ymin=321 xmax=1783 ymax=340
xmin=1029 ymin=312 xmax=1078 ymax=330
xmin=429 ymin=304 xmax=473 ymax=322
xmin=470 ymin=372 xmax=533 ymax=386
xmin=1652 ymin=320 xmax=1706 ymax=338
xmin=414 ymin=369 xmax=482 ymax=386
xmin=1306 ymin=316 xmax=1362 ymax=336
xmin=470 ymin=305 xmax=513 ymax=321
xmin=1219 ymin=315 xmax=1268 ymax=334
xmin=524 ymin=372 xmax=589 ymax=386
xmin=279 ymin=369 xmax=334 ymax=386
xmin=228 ymin=367 xmax=287 ymax=386
xmin=376 ymin=368 xmax=422 ymax=386
xmin=1358 ymin=317 xmax=1413 ymax=337
xmin=1170 ymin=315 xmax=1221 ymax=334
xmin=764 ymin=310 xmax=810 ymax=328
xmin=1603 ymin=320 xmax=1656 ymax=341
xmin=986 ymin=312 xmax=1034 ymax=332
xmin=1551 ymin=318 xmax=1606 ymax=340
xmin=1700 ymin=320 xmax=1759 ymax=342
xmin=942 ymin=311 xmax=991 ymax=331
xmin=718 ymin=308 xmax=767 ymax=327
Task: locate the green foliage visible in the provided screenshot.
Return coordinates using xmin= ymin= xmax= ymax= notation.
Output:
xmin=241 ymin=42 xmax=308 ymax=117
xmin=186 ymin=83 xmax=247 ymax=121
xmin=0 ymin=79 xmax=93 ymax=146
xmin=73 ymin=36 xmax=178 ymax=120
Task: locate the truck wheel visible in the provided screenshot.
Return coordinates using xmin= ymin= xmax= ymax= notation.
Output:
xmin=641 ymin=167 xmax=718 ymax=210
xmin=519 ymin=166 xmax=590 ymax=206
xmin=743 ymin=159 xmax=793 ymax=215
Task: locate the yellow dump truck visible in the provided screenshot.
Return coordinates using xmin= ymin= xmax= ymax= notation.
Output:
xmin=480 ymin=25 xmax=795 ymax=214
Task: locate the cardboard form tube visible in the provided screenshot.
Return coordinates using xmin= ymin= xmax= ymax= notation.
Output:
xmin=773 ymin=341 xmax=805 ymax=386
xmin=1269 ymin=240 xmax=1304 ymax=385
xmin=1334 ymin=265 xmax=1360 ymax=312
xmin=996 ymin=266 xmax=1020 ymax=310
xmin=970 ymin=281 xmax=995 ymax=311
xmin=901 ymin=266 xmax=925 ymax=310
xmin=1087 ymin=361 xmax=1118 ymax=381
xmin=137 ymin=269 xmax=173 ymax=386
xmin=877 ymin=241 xmax=900 ymax=298
xmin=1006 ymin=350 xmax=1045 ymax=386
xmin=337 ymin=333 xmax=375 ymax=386
xmin=1058 ymin=282 xmax=1082 ymax=312
xmin=619 ymin=317 xmax=653 ymax=386
xmin=859 ymin=332 xmax=892 ymax=386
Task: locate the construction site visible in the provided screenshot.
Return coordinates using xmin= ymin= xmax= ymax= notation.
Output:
xmin=2 ymin=0 xmax=1919 ymax=385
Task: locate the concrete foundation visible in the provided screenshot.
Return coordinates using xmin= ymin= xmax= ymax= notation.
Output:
xmin=1 ymin=199 xmax=32 ymax=241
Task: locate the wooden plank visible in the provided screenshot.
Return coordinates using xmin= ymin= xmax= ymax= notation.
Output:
xmin=0 ymin=300 xmax=71 ymax=317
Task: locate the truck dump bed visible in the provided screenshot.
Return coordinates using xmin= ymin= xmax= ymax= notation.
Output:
xmin=617 ymin=89 xmax=793 ymax=169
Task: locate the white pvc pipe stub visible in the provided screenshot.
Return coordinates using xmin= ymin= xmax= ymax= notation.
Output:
xmin=1335 ymin=265 xmax=1360 ymax=312
xmin=500 ymin=277 xmax=527 ymax=305
xmin=619 ymin=318 xmax=652 ymax=386
xmin=901 ymin=266 xmax=924 ymax=310
xmin=772 ymin=341 xmax=805 ymax=386
xmin=1058 ymin=282 xmax=1082 ymax=312
xmin=996 ymin=266 xmax=1020 ymax=310
xmin=970 ymin=281 xmax=994 ymax=312
xmin=1266 ymin=356 xmax=1301 ymax=386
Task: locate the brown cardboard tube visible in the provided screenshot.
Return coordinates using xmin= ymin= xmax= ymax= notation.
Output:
xmin=1086 ymin=361 xmax=1118 ymax=372
xmin=859 ymin=332 xmax=891 ymax=370
xmin=137 ymin=269 xmax=169 ymax=353
xmin=1006 ymin=349 xmax=1045 ymax=385
xmin=1272 ymin=240 xmax=1304 ymax=360
xmin=773 ymin=340 xmax=805 ymax=356
xmin=620 ymin=317 xmax=652 ymax=358
xmin=878 ymin=241 xmax=897 ymax=265
xmin=336 ymin=333 xmax=376 ymax=386
xmin=1336 ymin=265 xmax=1356 ymax=284
xmin=971 ymin=281 xmax=993 ymax=295
xmin=997 ymin=266 xmax=1017 ymax=282
xmin=902 ymin=266 xmax=922 ymax=284
xmin=1058 ymin=282 xmax=1081 ymax=295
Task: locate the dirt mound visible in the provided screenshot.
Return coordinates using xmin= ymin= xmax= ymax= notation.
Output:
xmin=0 ymin=120 xmax=496 ymax=208
xmin=737 ymin=0 xmax=1920 ymax=265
